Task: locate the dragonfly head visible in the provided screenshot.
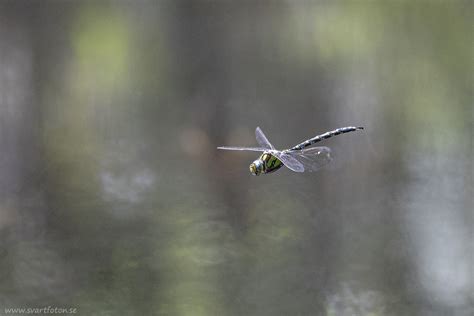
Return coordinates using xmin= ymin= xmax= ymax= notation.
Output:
xmin=249 ymin=159 xmax=264 ymax=176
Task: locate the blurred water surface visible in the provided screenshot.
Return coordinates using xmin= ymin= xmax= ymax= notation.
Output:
xmin=0 ymin=1 xmax=472 ymax=316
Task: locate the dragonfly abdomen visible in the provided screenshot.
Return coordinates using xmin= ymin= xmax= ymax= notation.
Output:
xmin=290 ymin=126 xmax=364 ymax=151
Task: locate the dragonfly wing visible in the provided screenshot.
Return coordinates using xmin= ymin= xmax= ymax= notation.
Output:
xmin=255 ymin=127 xmax=275 ymax=150
xmin=217 ymin=146 xmax=267 ymax=152
xmin=272 ymin=151 xmax=305 ymax=172
xmin=284 ymin=147 xmax=332 ymax=172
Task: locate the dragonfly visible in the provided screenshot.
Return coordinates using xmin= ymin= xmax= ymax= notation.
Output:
xmin=217 ymin=126 xmax=364 ymax=175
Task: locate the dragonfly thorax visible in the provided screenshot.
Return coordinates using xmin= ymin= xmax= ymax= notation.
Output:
xmin=249 ymin=152 xmax=283 ymax=176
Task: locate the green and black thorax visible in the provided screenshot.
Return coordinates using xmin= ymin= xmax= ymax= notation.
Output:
xmin=249 ymin=151 xmax=283 ymax=175
xmin=260 ymin=152 xmax=283 ymax=173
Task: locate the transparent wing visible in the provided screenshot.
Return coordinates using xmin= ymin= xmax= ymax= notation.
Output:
xmin=271 ymin=151 xmax=305 ymax=173
xmin=283 ymin=147 xmax=332 ymax=172
xmin=255 ymin=127 xmax=275 ymax=150
xmin=217 ymin=146 xmax=267 ymax=152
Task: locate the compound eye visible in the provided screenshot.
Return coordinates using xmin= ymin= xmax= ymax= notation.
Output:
xmin=249 ymin=163 xmax=257 ymax=175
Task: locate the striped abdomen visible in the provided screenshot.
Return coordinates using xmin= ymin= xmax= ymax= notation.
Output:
xmin=290 ymin=126 xmax=364 ymax=151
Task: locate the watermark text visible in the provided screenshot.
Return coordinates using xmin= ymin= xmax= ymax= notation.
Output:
xmin=4 ymin=306 xmax=77 ymax=314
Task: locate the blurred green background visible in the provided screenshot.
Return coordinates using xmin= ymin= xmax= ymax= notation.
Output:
xmin=0 ymin=1 xmax=472 ymax=315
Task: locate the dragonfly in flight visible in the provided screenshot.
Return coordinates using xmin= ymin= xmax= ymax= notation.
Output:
xmin=218 ymin=126 xmax=364 ymax=175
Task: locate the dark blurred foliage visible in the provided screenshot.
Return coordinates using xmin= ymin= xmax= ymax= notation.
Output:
xmin=0 ymin=1 xmax=472 ymax=315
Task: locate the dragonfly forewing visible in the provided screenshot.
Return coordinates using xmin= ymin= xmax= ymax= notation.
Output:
xmin=271 ymin=151 xmax=305 ymax=172
xmin=217 ymin=146 xmax=267 ymax=152
xmin=255 ymin=127 xmax=275 ymax=150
